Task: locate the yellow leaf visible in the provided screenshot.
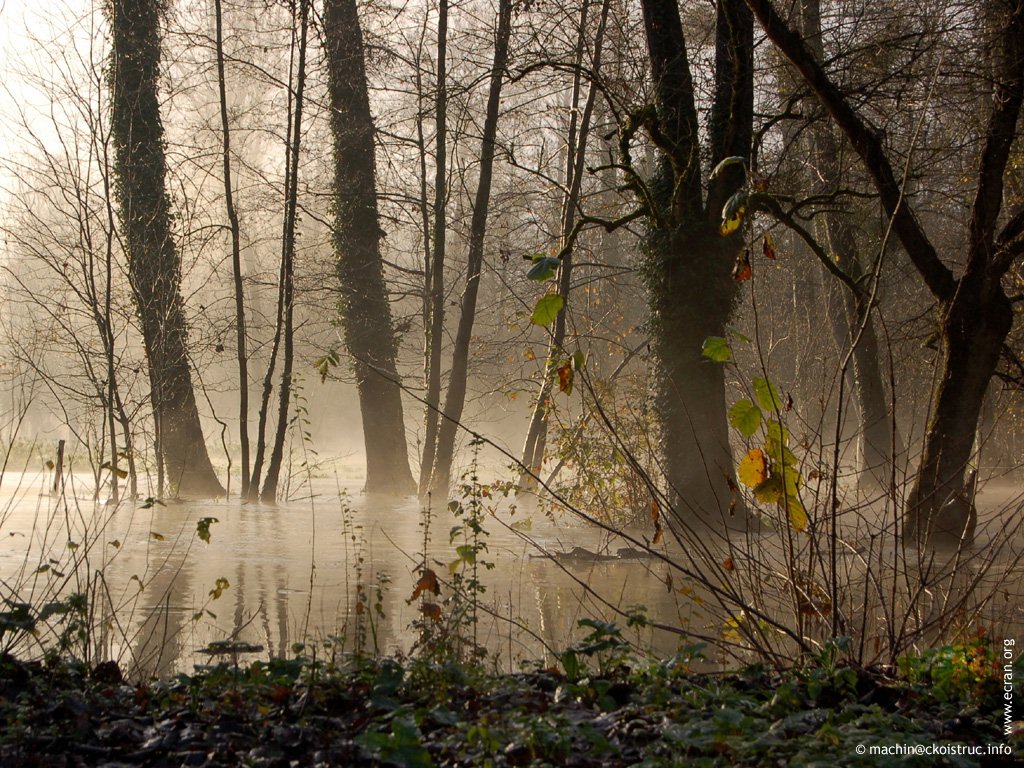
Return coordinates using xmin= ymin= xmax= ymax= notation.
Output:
xmin=737 ymin=448 xmax=768 ymax=488
xmin=786 ymin=496 xmax=808 ymax=532
xmin=720 ymin=208 xmax=745 ymax=236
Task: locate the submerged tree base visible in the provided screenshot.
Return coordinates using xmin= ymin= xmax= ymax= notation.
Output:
xmin=1 ymin=648 xmax=1019 ymax=767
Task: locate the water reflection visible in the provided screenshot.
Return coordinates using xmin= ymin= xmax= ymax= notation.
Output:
xmin=0 ymin=474 xmax=699 ymax=676
xmin=2 ymin=471 xmax=1021 ymax=678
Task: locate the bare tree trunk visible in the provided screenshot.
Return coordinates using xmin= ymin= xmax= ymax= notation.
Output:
xmin=260 ymin=0 xmax=308 ymax=504
xmin=213 ymin=0 xmax=250 ymax=498
xmin=428 ymin=0 xmax=513 ymax=499
xmin=324 ymin=0 xmax=416 ymax=495
xmin=107 ymin=0 xmax=223 ymax=497
xmin=798 ymin=0 xmax=898 ymax=490
xmin=418 ymin=0 xmax=449 ymax=497
xmin=519 ymin=0 xmax=610 ymax=491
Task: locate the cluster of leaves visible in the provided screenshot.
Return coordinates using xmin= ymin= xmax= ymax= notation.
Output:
xmin=898 ymin=628 xmax=1020 ymax=707
xmin=526 ymin=253 xmax=586 ymax=396
xmin=703 ymin=335 xmax=808 ymax=532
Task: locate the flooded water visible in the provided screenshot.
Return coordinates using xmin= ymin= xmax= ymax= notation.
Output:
xmin=0 ymin=469 xmax=706 ymax=678
xmin=2 ymin=467 xmax=1022 ymax=679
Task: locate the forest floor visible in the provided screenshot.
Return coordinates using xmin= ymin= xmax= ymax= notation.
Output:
xmin=1 ymin=638 xmax=1022 ymax=767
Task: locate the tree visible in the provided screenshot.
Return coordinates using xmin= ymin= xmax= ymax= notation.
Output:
xmin=784 ymin=0 xmax=900 ymax=490
xmin=747 ymin=0 xmax=1024 ymax=545
xmin=106 ymin=0 xmax=223 ymax=497
xmin=518 ymin=0 xmax=611 ymax=491
xmin=418 ymin=0 xmax=450 ymax=498
xmin=324 ymin=0 xmax=417 ymax=495
xmin=424 ymin=0 xmax=514 ymax=499
xmin=630 ymin=0 xmax=755 ymax=528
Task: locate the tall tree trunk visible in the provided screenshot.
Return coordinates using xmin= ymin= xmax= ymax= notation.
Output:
xmin=324 ymin=0 xmax=416 ymax=495
xmin=637 ymin=0 xmax=753 ymax=528
xmin=427 ymin=0 xmax=513 ymax=499
xmin=905 ymin=288 xmax=1013 ymax=542
xmin=799 ymin=0 xmax=898 ymax=490
xmin=261 ymin=0 xmax=308 ymax=503
xmin=107 ymin=0 xmax=223 ymax=497
xmin=419 ymin=0 xmax=449 ymax=497
xmin=519 ymin=0 xmax=610 ymax=491
xmin=213 ymin=0 xmax=250 ymax=498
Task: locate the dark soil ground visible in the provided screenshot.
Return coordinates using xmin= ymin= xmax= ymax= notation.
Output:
xmin=0 ymin=647 xmax=1021 ymax=767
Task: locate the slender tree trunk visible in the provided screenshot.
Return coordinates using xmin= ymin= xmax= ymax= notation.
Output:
xmin=519 ymin=0 xmax=609 ymax=491
xmin=106 ymin=0 xmax=223 ymax=497
xmin=324 ymin=0 xmax=416 ymax=495
xmin=260 ymin=0 xmax=308 ymax=504
xmin=248 ymin=2 xmax=302 ymax=500
xmin=419 ymin=0 xmax=449 ymax=497
xmin=428 ymin=0 xmax=513 ymax=499
xmin=213 ymin=0 xmax=250 ymax=498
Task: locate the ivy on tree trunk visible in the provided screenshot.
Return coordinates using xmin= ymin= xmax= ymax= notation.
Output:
xmin=106 ymin=0 xmax=223 ymax=497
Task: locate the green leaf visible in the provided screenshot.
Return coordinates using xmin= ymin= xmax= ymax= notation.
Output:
xmin=752 ymin=377 xmax=783 ymax=411
xmin=753 ymin=475 xmax=784 ymax=505
xmin=571 ymin=350 xmax=586 ymax=371
xmin=710 ymin=156 xmax=747 ymax=180
xmin=531 ymin=294 xmax=564 ymax=326
xmin=701 ymin=336 xmax=733 ymax=362
xmin=728 ymin=400 xmax=762 ymax=438
xmin=527 ymin=256 xmax=561 ymax=282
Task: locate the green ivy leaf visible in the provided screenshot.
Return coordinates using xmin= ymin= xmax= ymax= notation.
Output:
xmin=702 ymin=336 xmax=733 ymax=362
xmin=531 ymin=294 xmax=564 ymax=326
xmin=728 ymin=399 xmax=762 ymax=438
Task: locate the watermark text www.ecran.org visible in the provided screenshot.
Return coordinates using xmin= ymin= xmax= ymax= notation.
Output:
xmin=1004 ymin=637 xmax=1015 ymax=738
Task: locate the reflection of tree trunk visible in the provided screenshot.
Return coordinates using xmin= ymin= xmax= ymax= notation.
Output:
xmin=519 ymin=0 xmax=609 ymax=492
xmin=107 ymin=0 xmax=223 ymax=498
xmin=428 ymin=0 xmax=513 ymax=499
xmin=419 ymin=0 xmax=448 ymax=497
xmin=325 ymin=0 xmax=415 ymax=495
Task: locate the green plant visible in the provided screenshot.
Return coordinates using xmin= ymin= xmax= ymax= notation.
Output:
xmin=898 ymin=628 xmax=1008 ymax=705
